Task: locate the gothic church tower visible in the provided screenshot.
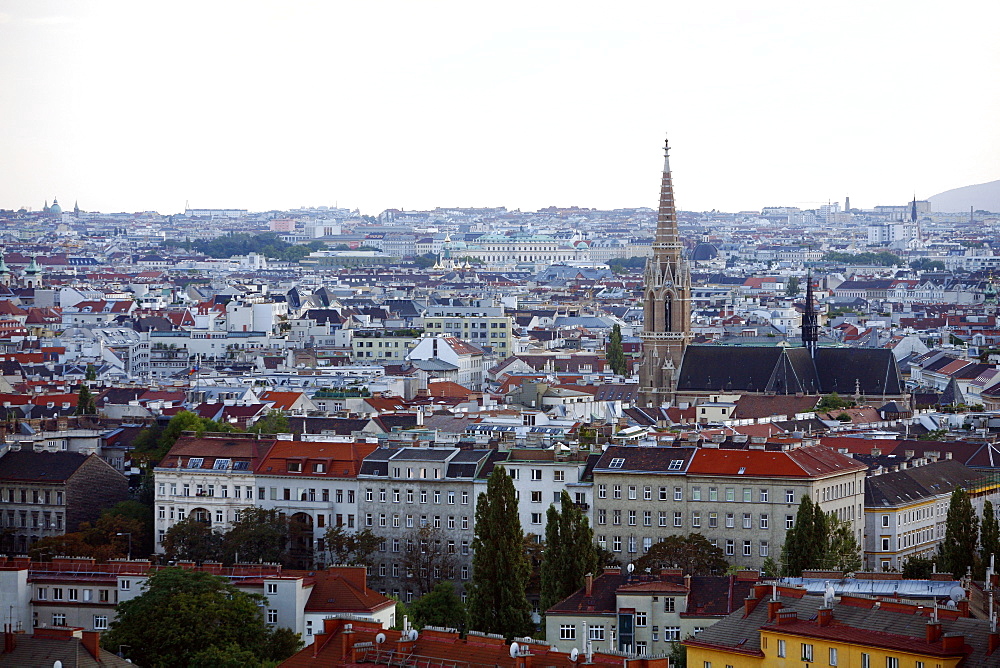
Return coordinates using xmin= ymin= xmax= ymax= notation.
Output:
xmin=639 ymin=138 xmax=691 ymax=407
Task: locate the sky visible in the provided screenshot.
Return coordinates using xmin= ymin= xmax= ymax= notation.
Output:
xmin=1 ymin=1 xmax=998 ymax=215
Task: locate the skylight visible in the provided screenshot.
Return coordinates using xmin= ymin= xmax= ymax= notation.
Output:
xmin=187 ymin=457 xmax=204 ymax=469
xmin=609 ymin=458 xmax=625 ymax=469
xmin=668 ymin=459 xmax=684 ymax=471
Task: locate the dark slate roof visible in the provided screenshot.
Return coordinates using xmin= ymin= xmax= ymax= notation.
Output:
xmin=865 ymin=459 xmax=984 ymax=507
xmin=677 ymin=345 xmax=903 ymax=396
xmin=594 ymin=384 xmax=639 ymax=403
xmin=358 ymin=447 xmax=395 ymax=476
xmin=0 ymin=450 xmax=90 ymax=482
xmin=390 ymin=448 xmax=453 ymax=462
xmin=593 ymin=446 xmax=696 ymax=474
xmin=287 ymin=417 xmax=371 ymax=436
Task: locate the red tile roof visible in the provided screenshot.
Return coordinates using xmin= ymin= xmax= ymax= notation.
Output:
xmin=256 ymin=440 xmax=377 ymax=477
xmin=687 ymin=445 xmax=865 ymax=478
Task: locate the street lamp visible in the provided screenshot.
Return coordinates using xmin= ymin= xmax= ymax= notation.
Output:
xmin=116 ymin=532 xmax=132 ymax=561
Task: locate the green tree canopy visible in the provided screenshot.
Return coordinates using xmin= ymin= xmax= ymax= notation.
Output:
xmin=940 ymin=488 xmax=978 ymax=578
xmin=784 ymin=276 xmax=800 ymax=297
xmin=248 ymin=409 xmax=290 ymax=435
xmin=540 ymin=491 xmax=600 ymax=614
xmin=161 ymin=517 xmax=223 ymax=563
xmin=821 ymin=515 xmax=862 ymax=573
xmin=607 ymin=324 xmax=628 ymax=376
xmin=821 ymin=250 xmax=903 ymax=266
xmin=102 ymin=567 xmax=302 ymax=668
xmin=467 ymin=466 xmax=533 ymax=639
xmin=75 ymin=383 xmax=97 ymax=415
xmin=981 ymin=500 xmax=1000 ymax=579
xmin=910 ymin=258 xmax=946 ymax=272
xmin=221 ymin=506 xmax=289 ymax=564
xmin=410 ymin=581 xmax=467 ymax=630
xmin=323 ymin=526 xmax=382 ymax=570
xmin=634 ymin=534 xmax=728 ymax=576
xmin=782 ymin=495 xmax=824 ymax=576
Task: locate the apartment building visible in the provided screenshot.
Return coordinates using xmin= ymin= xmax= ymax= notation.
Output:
xmin=503 ymin=448 xmax=595 ymax=540
xmin=591 ymin=445 xmax=866 ymax=570
xmin=420 ymin=301 xmax=513 ymax=358
xmin=0 ymin=450 xmax=129 ymax=555
xmin=349 ymin=328 xmax=422 ymax=364
xmin=153 ymin=434 xmax=277 ymax=551
xmin=355 ymin=447 xmax=506 ymax=601
xmin=254 ymin=439 xmax=377 ymax=567
xmin=864 ymin=459 xmax=999 ymax=571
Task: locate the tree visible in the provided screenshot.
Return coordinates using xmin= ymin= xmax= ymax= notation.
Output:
xmin=221 ymin=507 xmax=289 ymax=565
xmin=902 ymin=555 xmax=936 ymax=579
xmin=162 ymin=517 xmax=223 ymax=563
xmin=75 ymin=383 xmax=97 ymax=415
xmin=102 ymin=500 xmax=156 ymax=557
xmin=910 ymin=258 xmax=946 ymax=272
xmin=607 ymin=324 xmax=628 ymax=376
xmin=102 ymin=567 xmax=301 ymax=668
xmin=785 ymin=276 xmax=800 ymax=297
xmin=782 ymin=495 xmax=822 ymax=576
xmin=29 ymin=513 xmax=144 ymax=562
xmin=540 ymin=491 xmax=600 ymax=614
xmin=634 ymin=534 xmax=728 ymax=575
xmin=667 ymin=639 xmax=687 ymax=668
xmin=85 ymin=364 xmax=97 ymax=381
xmin=323 ymin=526 xmax=382 ymax=569
xmin=821 ymin=515 xmax=862 ymax=573
xmin=939 ymin=488 xmax=978 ymax=578
xmin=410 ymin=581 xmax=467 ymax=630
xmin=816 ymin=392 xmax=854 ymax=411
xmin=467 ymin=466 xmax=533 ymax=638
xmin=402 ymin=526 xmax=458 ymax=597
xmin=981 ymin=500 xmax=1000 ymax=579
xmin=248 ymin=409 xmax=290 ymax=435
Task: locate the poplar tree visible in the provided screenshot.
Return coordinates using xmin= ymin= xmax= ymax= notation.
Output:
xmin=782 ymin=495 xmax=818 ymax=576
xmin=981 ymin=500 xmax=1000 ymax=578
xmin=940 ymin=488 xmax=977 ymax=577
xmin=607 ymin=324 xmax=627 ymax=376
xmin=539 ymin=491 xmax=599 ymax=614
xmin=467 ymin=466 xmax=533 ymax=639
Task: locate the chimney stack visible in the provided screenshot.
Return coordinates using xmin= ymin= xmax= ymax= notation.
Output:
xmin=585 ymin=573 xmax=593 ymax=598
xmin=941 ymin=633 xmax=964 ymax=653
xmin=767 ymin=599 xmax=782 ymax=622
xmin=81 ymin=631 xmax=101 ymax=660
xmin=817 ymin=607 xmax=833 ymax=627
xmin=926 ymin=620 xmax=943 ymax=644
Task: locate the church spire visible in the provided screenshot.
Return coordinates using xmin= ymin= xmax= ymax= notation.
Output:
xmin=653 ymin=138 xmax=682 ymax=266
xmin=802 ymin=272 xmax=819 ymax=358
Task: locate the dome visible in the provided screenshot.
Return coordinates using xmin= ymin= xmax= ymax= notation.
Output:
xmin=49 ymin=198 xmax=62 ymax=214
xmin=690 ymin=241 xmax=719 ymax=261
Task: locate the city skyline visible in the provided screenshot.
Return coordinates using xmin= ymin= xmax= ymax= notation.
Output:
xmin=1 ymin=1 xmax=998 ymax=215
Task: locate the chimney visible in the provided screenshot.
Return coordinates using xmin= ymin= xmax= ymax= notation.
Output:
xmin=926 ymin=620 xmax=943 ymax=644
xmin=743 ymin=596 xmax=760 ymax=618
xmin=339 ymin=624 xmax=356 ymax=663
xmin=767 ymin=599 xmax=782 ymax=622
xmin=776 ymin=609 xmax=798 ymax=625
xmin=941 ymin=633 xmax=964 ymax=652
xmin=81 ymin=631 xmax=101 ymax=660
xmin=817 ymin=607 xmax=833 ymax=627
xmin=3 ymin=624 xmax=16 ymax=654
xmin=990 ymin=632 xmax=1000 ymax=656
xmin=958 ymin=600 xmax=970 ymax=616
xmin=585 ymin=573 xmax=593 ymax=598
xmin=684 ymin=573 xmax=692 ymax=591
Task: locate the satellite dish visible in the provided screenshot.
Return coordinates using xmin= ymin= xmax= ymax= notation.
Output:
xmin=950 ymin=586 xmax=965 ymax=602
xmin=570 ymin=648 xmax=580 ymax=661
xmin=510 ymin=642 xmax=520 ymax=658
xmin=375 ymin=633 xmax=386 ymax=644
xmin=409 ymin=629 xmax=419 ymax=641
xmin=626 ymin=563 xmax=635 ymax=574
xmin=946 ymin=600 xmax=957 ymax=609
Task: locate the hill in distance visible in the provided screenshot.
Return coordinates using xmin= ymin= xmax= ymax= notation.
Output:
xmin=928 ymin=180 xmax=1000 ymax=213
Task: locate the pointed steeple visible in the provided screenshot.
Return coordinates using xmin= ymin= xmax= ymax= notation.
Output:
xmin=653 ymin=138 xmax=682 ymax=266
xmin=802 ymin=272 xmax=819 ymax=358
xmin=911 ymin=195 xmax=917 ymax=223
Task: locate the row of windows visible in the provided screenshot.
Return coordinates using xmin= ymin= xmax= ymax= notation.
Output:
xmin=376 ymin=562 xmax=471 ymax=579
xmin=366 ymin=488 xmax=468 ymax=504
xmin=768 ymin=639 xmax=913 ymax=668
xmin=508 ymin=469 xmax=566 ymax=482
xmin=597 ymin=535 xmax=770 ymax=557
xmin=2 ymin=488 xmax=65 ymax=505
xmin=39 ymin=613 xmax=108 ymax=630
xmin=366 ymin=514 xmax=470 ymax=530
xmin=596 ymin=484 xmax=796 ymax=503
xmin=597 ymin=509 xmax=790 ymax=530
xmin=560 ymin=624 xmax=692 ymax=642
xmin=2 ymin=510 xmax=64 ymax=530
xmin=36 ymin=587 xmax=112 ymax=603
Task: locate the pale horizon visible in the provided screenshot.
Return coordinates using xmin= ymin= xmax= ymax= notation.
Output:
xmin=1 ymin=1 xmax=998 ymax=216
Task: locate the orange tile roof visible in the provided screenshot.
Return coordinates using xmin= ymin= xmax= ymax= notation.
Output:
xmin=256 ymin=440 xmax=377 ymax=477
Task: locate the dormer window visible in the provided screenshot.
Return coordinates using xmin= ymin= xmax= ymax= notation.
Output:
xmin=287 ymin=462 xmax=302 ymax=473
xmin=188 ymin=457 xmax=204 ymax=469
xmin=313 ymin=463 xmax=325 ymax=473
xmin=213 ymin=458 xmax=231 ymax=470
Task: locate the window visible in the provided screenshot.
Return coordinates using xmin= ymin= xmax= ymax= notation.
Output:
xmin=266 ymin=582 xmax=278 ymax=595
xmin=531 ymin=469 xmax=542 ymax=481
xmin=777 ymin=639 xmax=786 ymax=657
xmin=709 ymin=512 xmax=718 ymax=528
xmin=725 ymin=539 xmax=734 ymax=556
xmin=635 ymin=612 xmax=647 ymax=626
xmin=267 ymin=609 xmax=278 ymax=624
xmin=881 ymin=514 xmax=890 ymax=527
xmin=760 ymin=540 xmax=769 ymax=557
xmin=613 ymin=536 xmax=622 ymax=552
xmin=628 ymin=510 xmax=636 ymax=526
xmin=531 ymin=513 xmax=542 ymax=524
xmin=609 ymin=458 xmax=625 ymax=469
xmin=94 ymin=615 xmax=108 ymax=630
xmin=801 ymin=643 xmax=813 ymax=661
xmin=674 ymin=487 xmax=682 ymax=501
xmin=508 ymin=469 xmax=519 ymax=480
xmin=709 ymin=487 xmax=718 ymax=501
xmin=786 ymin=514 xmax=794 ymax=529
xmin=589 ymin=625 xmax=605 ymax=640
xmin=759 ymin=489 xmax=768 ymax=502
xmin=726 ymin=512 xmax=734 ymax=528
xmin=659 ymin=511 xmax=667 ymax=527
xmin=52 ymin=613 xmax=66 ymax=626
xmin=613 ymin=485 xmax=622 ymax=499
xmin=664 ymin=626 xmax=681 ymax=641
xmin=759 ymin=514 xmax=768 ymax=529
xmin=664 ymin=597 xmax=676 ymax=612
xmin=366 ymin=488 xmax=373 ymax=502
xmin=829 ymin=646 xmax=838 ymax=665
xmin=692 ymin=486 xmax=701 ymax=501
xmin=120 ymin=580 xmax=130 ymax=591
xmin=420 ymin=490 xmax=427 ymax=503
xmin=743 ymin=513 xmax=752 ymax=529
xmin=598 ymin=509 xmax=607 ymax=524
xmin=644 ymin=485 xmax=652 ymax=500
xmin=692 ymin=512 xmax=701 ymax=528
xmin=743 ymin=488 xmax=752 ymax=502
xmin=885 ymin=658 xmax=898 ymax=668
xmin=674 ymin=511 xmax=683 ymax=527
xmin=743 ymin=540 xmax=752 ymax=556
xmin=560 ymin=624 xmax=576 ymax=640
xmin=461 ymin=492 xmax=469 ymax=504
xmin=36 ymin=587 xmax=46 ymax=600
xmin=881 ymin=537 xmax=890 ymax=551
xmin=861 ymin=653 xmax=870 ymax=668
xmin=613 ymin=510 xmax=621 ymax=525
xmin=785 ymin=489 xmax=795 ymax=504
xmin=531 ymin=491 xmax=542 ymax=503
xmin=598 ymin=484 xmax=607 ymax=499
xmin=659 ymin=487 xmax=668 ymax=501
xmin=628 ymin=486 xmax=637 ymax=500
xmin=668 ymin=459 xmax=683 ymax=471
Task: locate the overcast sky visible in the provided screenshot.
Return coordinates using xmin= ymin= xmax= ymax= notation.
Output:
xmin=1 ymin=1 xmax=997 ymax=215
